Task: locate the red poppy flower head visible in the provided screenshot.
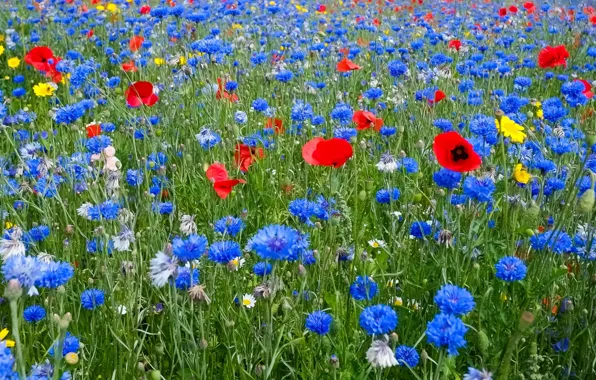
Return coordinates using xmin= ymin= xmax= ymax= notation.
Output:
xmin=266 ymin=118 xmax=284 ymax=134
xmin=578 ymin=79 xmax=594 ymax=99
xmin=86 ymin=124 xmax=101 ymax=138
xmin=140 ymin=4 xmax=151 ymax=14
xmin=317 ymin=4 xmax=326 ymax=12
xmin=129 ymin=36 xmax=145 ymax=52
xmin=121 ymin=61 xmax=138 ymax=72
xmin=353 ymin=110 xmax=383 ymax=131
xmin=499 ymin=8 xmax=507 ymax=17
xmin=509 ymin=5 xmax=518 ymax=13
xmin=302 ymin=137 xmax=353 ymax=168
xmin=25 ymin=46 xmax=56 ymax=71
xmin=433 ymin=131 xmax=481 ymax=173
xmin=205 ymin=163 xmax=245 ymax=199
xmin=523 ymin=2 xmax=535 ymax=10
xmin=125 ymin=81 xmax=159 ymax=108
xmin=337 ymin=57 xmax=361 ymax=73
xmin=428 ymin=90 xmax=446 ymax=105
xmin=537 ymin=45 xmax=570 ymax=69
xmin=448 ymin=39 xmax=462 ymax=51
xmin=234 ymin=144 xmax=264 ymax=172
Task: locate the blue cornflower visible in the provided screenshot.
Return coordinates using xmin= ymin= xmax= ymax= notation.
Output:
xmin=80 ymin=289 xmax=105 ymax=310
xmin=375 ymin=188 xmax=400 ymax=204
xmin=208 ymin=241 xmax=241 ymax=264
xmin=85 ymin=135 xmax=112 ymax=154
xmin=387 ymin=60 xmax=408 ymax=77
xmin=0 ymin=341 xmax=16 ymax=378
xmin=553 ymin=338 xmax=569 ymax=353
xmin=275 ymin=70 xmax=293 ymax=83
xmin=195 ymin=128 xmax=221 ymax=150
xmin=363 ymin=87 xmax=383 ymax=100
xmin=234 ymin=111 xmax=248 ymax=124
xmin=214 ymin=216 xmax=245 ymax=237
xmin=252 ymin=98 xmax=269 ymax=112
xmin=359 ymin=304 xmax=398 ymax=335
xmin=410 ymin=221 xmax=432 ymax=239
xmin=530 ymin=231 xmax=573 ymax=254
xmin=247 ymin=225 xmax=299 ymax=261
xmin=305 ymin=310 xmax=333 ymax=335
xmin=330 ymin=103 xmax=353 ymax=125
xmin=253 ymin=262 xmax=272 ymax=277
xmin=172 ymin=234 xmax=208 ymax=262
xmin=434 ymin=284 xmax=475 ymax=316
xmin=458 ymin=79 xmax=475 ymax=93
xmin=542 ymin=98 xmax=568 ymax=123
xmin=426 ymin=313 xmax=468 ymax=356
xmin=334 ymin=127 xmax=357 ymax=141
xmin=175 ymin=267 xmax=199 ymax=290
xmin=2 ymin=256 xmax=42 ymax=289
xmin=53 ymin=102 xmax=87 ymax=125
xmin=433 ymin=169 xmax=462 ymax=189
xmin=469 ymin=114 xmax=498 ymax=144
xmin=463 ymin=368 xmax=493 ymax=380
xmin=126 ymin=169 xmax=143 ymax=187
xmin=291 ymin=101 xmax=313 ymax=122
xmin=152 ymin=202 xmax=173 ymax=215
xmin=224 ymin=81 xmax=238 ymax=92
xmin=397 ymin=157 xmax=418 ymax=173
xmin=379 ymin=126 xmax=396 ymax=137
xmin=37 ymin=261 xmax=74 ymax=289
xmin=463 ymin=176 xmax=495 ymax=203
xmin=495 ymin=256 xmax=527 ymax=282
xmin=289 ymin=199 xmax=318 ymax=226
xmin=146 ymin=152 xmax=167 ymax=170
xmin=433 ymin=119 xmax=453 ymax=132
xmin=349 ymin=276 xmax=378 ymax=301
xmin=395 ymin=345 xmax=419 ymax=368
xmin=50 ymin=332 xmax=79 ymax=356
xmin=27 ymin=225 xmax=50 ymax=242
xmin=500 ymin=95 xmax=529 ymax=114
xmin=23 ymin=305 xmax=46 ymax=323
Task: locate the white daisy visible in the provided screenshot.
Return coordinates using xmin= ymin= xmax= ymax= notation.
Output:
xmin=241 ymin=294 xmax=256 ymax=309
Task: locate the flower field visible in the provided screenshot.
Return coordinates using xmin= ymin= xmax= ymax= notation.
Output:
xmin=2 ymin=0 xmax=596 ymax=378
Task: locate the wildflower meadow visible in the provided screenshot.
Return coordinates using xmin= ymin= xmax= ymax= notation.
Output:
xmin=2 ymin=0 xmax=596 ymax=379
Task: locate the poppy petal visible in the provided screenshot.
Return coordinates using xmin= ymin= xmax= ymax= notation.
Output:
xmin=302 ymin=137 xmax=324 ymax=165
xmin=213 ymin=179 xmax=246 ymax=199
xmin=206 ymin=163 xmax=229 ymax=183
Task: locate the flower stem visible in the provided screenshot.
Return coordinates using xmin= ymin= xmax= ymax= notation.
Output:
xmin=9 ymin=299 xmax=26 ymax=379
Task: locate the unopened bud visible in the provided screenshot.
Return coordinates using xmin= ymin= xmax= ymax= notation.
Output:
xmin=518 ymin=311 xmax=534 ymax=331
xmin=149 ymin=370 xmax=161 ymax=380
xmin=199 ymin=338 xmax=208 ymax=350
xmin=4 ymin=279 xmax=22 ymax=301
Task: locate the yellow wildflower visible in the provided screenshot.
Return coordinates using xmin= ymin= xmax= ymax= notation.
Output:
xmin=0 ymin=328 xmax=15 ymax=348
xmin=393 ymin=297 xmax=403 ymax=307
xmin=496 ymin=115 xmax=526 ymax=143
xmin=96 ymin=5 xmax=105 ymax=11
xmin=5 ymin=221 xmax=13 ymax=229
xmin=500 ymin=292 xmax=508 ymax=302
xmin=154 ymin=58 xmax=165 ymax=65
xmin=65 ymin=352 xmax=79 ymax=365
xmin=513 ymin=164 xmax=531 ymax=184
xmin=231 ymin=23 xmax=242 ymax=30
xmin=7 ymin=57 xmax=20 ymax=68
xmin=0 ymin=45 xmax=4 ymax=56
xmin=535 ymin=101 xmax=543 ymax=120
xmin=33 ymin=82 xmax=56 ymax=97
xmin=106 ymin=3 xmax=119 ymax=13
xmin=179 ymin=56 xmax=186 ymax=65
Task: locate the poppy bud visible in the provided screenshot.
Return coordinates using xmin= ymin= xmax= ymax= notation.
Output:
xmin=518 ymin=311 xmax=534 ymax=331
xmin=4 ymin=279 xmax=22 ymax=301
xmin=65 ymin=225 xmax=74 ymax=235
xmin=149 ymin=370 xmax=161 ymax=380
xmin=358 ymin=190 xmax=367 ymax=200
xmin=524 ymin=229 xmax=535 ymax=237
xmin=297 ymin=264 xmax=306 ymax=277
xmin=199 ymin=338 xmax=208 ymax=349
xmin=420 ymin=349 xmax=429 ymax=364
xmin=578 ymin=189 xmax=595 ymax=213
xmin=526 ymin=201 xmax=540 ymax=218
xmin=155 ymin=344 xmax=165 ymax=356
xmin=413 ymin=193 xmax=423 ymax=203
xmin=586 ymin=133 xmax=596 ymax=146
xmin=476 ymin=330 xmax=489 ymax=358
xmin=255 ymin=364 xmax=264 ymax=377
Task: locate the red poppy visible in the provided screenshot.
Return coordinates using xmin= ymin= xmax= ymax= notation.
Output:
xmin=86 ymin=30 xmax=94 ymax=38
xmin=140 ymin=5 xmax=151 ymax=14
xmin=353 ymin=110 xmax=383 ymax=131
xmin=215 ymin=78 xmax=239 ymax=103
xmin=433 ymin=131 xmax=481 ymax=173
xmin=523 ymin=1 xmax=535 ymax=10
xmin=591 ymin=15 xmax=596 ymax=25
xmin=578 ymin=79 xmax=594 ymax=99
xmin=537 ymin=45 xmax=569 ymax=69
xmin=25 ymin=46 xmax=57 ymax=71
xmin=265 ymin=118 xmax=284 ymax=134
xmin=509 ymin=5 xmax=518 ymax=13
xmin=206 ymin=163 xmax=246 ymax=199
xmin=125 ymin=81 xmax=159 ymax=108
xmin=448 ymin=39 xmax=461 ymax=51
xmin=129 ymin=36 xmax=144 ymax=52
xmin=234 ymin=144 xmax=265 ymax=172
xmin=428 ymin=90 xmax=446 ymax=105
xmin=499 ymin=8 xmax=507 ymax=17
xmin=86 ymin=124 xmax=101 ymax=138
xmin=337 ymin=57 xmax=361 ymax=72
xmin=121 ymin=61 xmax=138 ymax=72
xmin=317 ymin=4 xmax=326 ymax=12
xmin=372 ymin=18 xmax=381 ymax=26
xmin=302 ymin=137 xmax=353 ymax=168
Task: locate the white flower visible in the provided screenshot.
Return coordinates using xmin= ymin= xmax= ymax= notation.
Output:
xmin=149 ymin=251 xmax=178 ymax=287
xmin=376 ymin=152 xmax=397 ymax=173
xmin=77 ymin=203 xmax=93 ymax=219
xmin=241 ymin=294 xmax=256 ymax=309
xmin=368 ymin=239 xmax=386 ymax=249
xmin=112 ymin=225 xmax=135 ymax=252
xmin=0 ymin=227 xmax=26 ymax=260
xmin=116 ymin=305 xmax=127 ymax=315
xmin=180 ymin=215 xmax=197 ymax=236
xmin=366 ymin=339 xmax=398 ymax=368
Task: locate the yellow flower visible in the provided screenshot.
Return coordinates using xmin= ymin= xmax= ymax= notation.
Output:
xmin=496 ymin=115 xmax=526 ymax=143
xmin=500 ymin=292 xmax=508 ymax=302
xmin=0 ymin=45 xmax=4 ymax=56
xmin=106 ymin=3 xmax=119 ymax=13
xmin=513 ymin=164 xmax=531 ymax=184
xmin=65 ymin=352 xmax=79 ymax=365
xmin=7 ymin=57 xmax=20 ymax=68
xmin=96 ymin=5 xmax=105 ymax=11
xmin=154 ymin=58 xmax=165 ymax=65
xmin=179 ymin=56 xmax=186 ymax=65
xmin=5 ymin=221 xmax=14 ymax=229
xmin=33 ymin=83 xmax=56 ymax=97
xmin=231 ymin=23 xmax=242 ymax=30
xmin=393 ymin=297 xmax=403 ymax=307
xmin=534 ymin=101 xmax=543 ymax=120
xmin=0 ymin=328 xmax=15 ymax=348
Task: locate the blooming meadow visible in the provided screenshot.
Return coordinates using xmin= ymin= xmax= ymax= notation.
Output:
xmin=1 ymin=0 xmax=596 ymax=379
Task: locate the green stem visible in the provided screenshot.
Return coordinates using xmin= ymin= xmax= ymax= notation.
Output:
xmin=52 ymin=328 xmax=67 ymax=380
xmin=9 ymin=300 xmax=26 ymax=379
